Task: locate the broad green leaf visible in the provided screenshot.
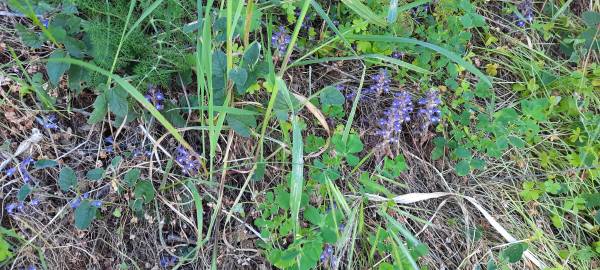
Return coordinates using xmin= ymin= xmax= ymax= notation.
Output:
xmin=108 ymin=88 xmax=129 ymax=117
xmin=501 ymin=243 xmax=528 ymax=263
xmin=86 ymin=168 xmax=105 ymax=181
xmin=15 ymin=24 xmax=45 ymax=48
xmin=124 ymin=168 xmax=141 ymax=187
xmin=455 ymin=160 xmax=471 ymax=176
xmin=242 ymin=41 xmax=261 ymax=67
xmin=47 ymin=49 xmax=70 ymax=86
xmin=88 ymin=93 xmax=108 ymax=124
xmin=229 ymin=67 xmax=248 ymax=94
xmin=74 ymin=200 xmax=97 ymax=229
xmin=226 ymin=114 xmax=256 ymax=137
xmin=319 ymin=86 xmax=345 ymax=106
xmin=134 ymin=180 xmax=155 ymax=202
xmin=34 ymin=159 xmax=58 ymax=169
xmin=17 ymin=184 xmax=32 ymax=201
xmin=58 ymin=166 xmax=77 ymax=192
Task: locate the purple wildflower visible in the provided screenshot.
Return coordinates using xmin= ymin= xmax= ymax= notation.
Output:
xmin=417 ymin=90 xmax=442 ymax=132
xmin=515 ymin=0 xmax=534 ymax=26
xmin=105 ymin=136 xmax=114 ymax=153
xmin=6 ymin=203 xmax=18 ymax=215
xmin=159 ymin=255 xmax=177 ymax=268
xmin=19 ymin=156 xmax=34 ymax=183
xmin=365 ymin=69 xmax=391 ymax=95
xmin=272 ymin=26 xmax=291 ymax=55
xmin=376 ymin=91 xmax=413 ymax=143
xmin=28 ymin=266 xmax=37 ymax=270
xmin=392 ymin=51 xmax=405 ymax=59
xmin=43 ymin=114 xmax=58 ymax=129
xmin=146 ymin=85 xmax=165 ymax=110
xmin=91 ymin=200 xmax=102 ymax=207
xmin=41 ymin=19 xmax=49 ymax=28
xmin=6 ymin=167 xmax=17 ymax=176
xmin=320 ymin=244 xmax=334 ymax=262
xmin=175 ymin=147 xmax=200 ymax=176
xmin=70 ymin=197 xmax=82 ymax=208
xmin=29 ymin=198 xmax=40 ymax=206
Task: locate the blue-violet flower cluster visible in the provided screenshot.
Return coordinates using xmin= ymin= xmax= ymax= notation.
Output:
xmin=417 ymin=90 xmax=441 ymax=131
xmin=516 ymin=0 xmax=534 ymax=27
xmin=365 ymin=69 xmax=392 ymax=95
xmin=376 ymin=91 xmax=413 ymax=143
xmin=272 ymin=26 xmax=291 ymax=55
xmin=145 ymin=85 xmax=165 ymax=110
xmin=175 ymin=147 xmax=200 ymax=176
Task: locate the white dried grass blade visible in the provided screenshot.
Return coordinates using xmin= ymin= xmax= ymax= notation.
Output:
xmin=365 ymin=192 xmax=546 ymax=269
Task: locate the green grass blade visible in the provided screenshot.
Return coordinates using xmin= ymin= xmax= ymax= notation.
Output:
xmin=397 ymin=0 xmax=431 ymax=14
xmin=341 ymin=0 xmax=387 ymax=27
xmin=387 ymin=0 xmax=398 ymax=23
xmin=389 ymin=229 xmax=420 ymax=270
xmin=279 ymin=0 xmax=312 ymax=74
xmin=290 ymin=54 xmax=431 ymax=74
xmin=347 ymin=34 xmax=492 ymax=86
xmin=48 ymin=58 xmax=194 ymax=151
xmin=310 ymin=0 xmax=356 ymax=55
xmin=124 ymin=0 xmax=165 ymax=40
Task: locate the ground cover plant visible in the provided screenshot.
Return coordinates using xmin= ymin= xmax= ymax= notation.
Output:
xmin=0 ymin=0 xmax=599 ymax=269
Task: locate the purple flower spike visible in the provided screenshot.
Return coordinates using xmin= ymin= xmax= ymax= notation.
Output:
xmin=175 ymin=146 xmax=200 ymax=176
xmin=417 ymin=89 xmax=442 ymax=132
xmin=272 ymin=26 xmax=291 ymax=55
xmin=146 ymin=85 xmax=165 ymax=110
xmin=70 ymin=197 xmax=82 ymax=209
xmin=392 ymin=51 xmax=405 ymax=59
xmin=320 ymin=244 xmax=334 ymax=262
xmin=515 ymin=0 xmax=534 ymax=26
xmin=377 ymin=91 xmax=413 ymax=143
xmin=365 ymin=69 xmax=392 ymax=96
xmin=19 ymin=156 xmax=34 ymax=183
xmin=6 ymin=203 xmax=18 ymax=215
xmin=41 ymin=114 xmax=58 ymax=129
xmin=160 ymin=255 xmax=177 ymax=268
xmin=6 ymin=167 xmax=17 ymax=176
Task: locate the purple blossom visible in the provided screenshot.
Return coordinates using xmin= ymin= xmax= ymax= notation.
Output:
xmin=146 ymin=85 xmax=165 ymax=110
xmin=28 ymin=266 xmax=37 ymax=270
xmin=6 ymin=203 xmax=18 ymax=215
xmin=5 ymin=167 xmax=17 ymax=176
xmin=37 ymin=114 xmax=58 ymax=129
xmin=376 ymin=91 xmax=413 ymax=143
xmin=175 ymin=147 xmax=200 ymax=176
xmin=417 ymin=90 xmax=442 ymax=132
xmin=320 ymin=244 xmax=334 ymax=262
xmin=105 ymin=136 xmax=114 ymax=153
xmin=29 ymin=198 xmax=40 ymax=206
xmin=41 ymin=19 xmax=49 ymax=28
xmin=91 ymin=200 xmax=102 ymax=207
xmin=70 ymin=197 xmax=82 ymax=208
xmin=19 ymin=156 xmax=34 ymax=183
xmin=365 ymin=69 xmax=391 ymax=95
xmin=515 ymin=0 xmax=534 ymax=26
xmin=392 ymin=51 xmax=405 ymax=59
xmin=272 ymin=26 xmax=291 ymax=55
xmin=160 ymin=255 xmax=177 ymax=268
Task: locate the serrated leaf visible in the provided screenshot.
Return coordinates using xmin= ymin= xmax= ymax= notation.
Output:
xmin=86 ymin=168 xmax=105 ymax=181
xmin=226 ymin=114 xmax=257 ymax=137
xmin=17 ymin=184 xmax=32 ymax=201
xmin=124 ymin=168 xmax=141 ymax=187
xmin=47 ymin=49 xmax=70 ymax=86
xmin=88 ymin=93 xmax=107 ymax=124
xmin=107 ymin=88 xmax=129 ymax=117
xmin=455 ymin=160 xmax=471 ymax=176
xmin=34 ymin=159 xmax=58 ymax=169
xmin=304 ymin=205 xmax=323 ymax=226
xmin=15 ymin=24 xmax=45 ymax=48
xmin=74 ymin=200 xmax=97 ymax=229
xmin=229 ymin=67 xmax=248 ymax=94
xmin=134 ymin=180 xmax=155 ymax=203
xmin=58 ymin=166 xmax=77 ymax=192
xmin=242 ymin=41 xmax=261 ymax=68
xmin=319 ymin=86 xmax=345 ymax=106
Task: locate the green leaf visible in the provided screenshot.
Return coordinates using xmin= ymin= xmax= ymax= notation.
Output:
xmin=304 ymin=205 xmax=323 ymax=225
xmin=347 ymin=134 xmax=364 ymax=153
xmin=582 ymin=11 xmax=600 ymax=27
xmin=226 ymin=114 xmax=257 ymax=137
xmin=319 ymin=86 xmax=345 ymax=106
xmin=88 ymin=93 xmax=108 ymax=124
xmin=242 ymin=41 xmax=261 ymax=68
xmin=455 ymin=160 xmax=471 ymax=176
xmin=15 ymin=24 xmax=45 ymax=48
xmin=124 ymin=168 xmax=141 ymax=187
xmin=17 ymin=184 xmax=32 ymax=201
xmin=107 ymin=88 xmax=129 ymax=117
xmin=0 ymin=234 xmax=13 ymax=262
xmin=34 ymin=159 xmax=58 ymax=169
xmin=47 ymin=49 xmax=70 ymax=86
xmin=86 ymin=168 xmax=105 ymax=181
xmin=229 ymin=67 xmax=248 ymax=94
xmin=341 ymin=0 xmax=387 ymax=27
xmin=134 ymin=180 xmax=155 ymax=203
xmin=501 ymin=243 xmax=528 ymax=263
xmin=74 ymin=200 xmax=97 ymax=229
xmin=58 ymin=166 xmax=77 ymax=192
